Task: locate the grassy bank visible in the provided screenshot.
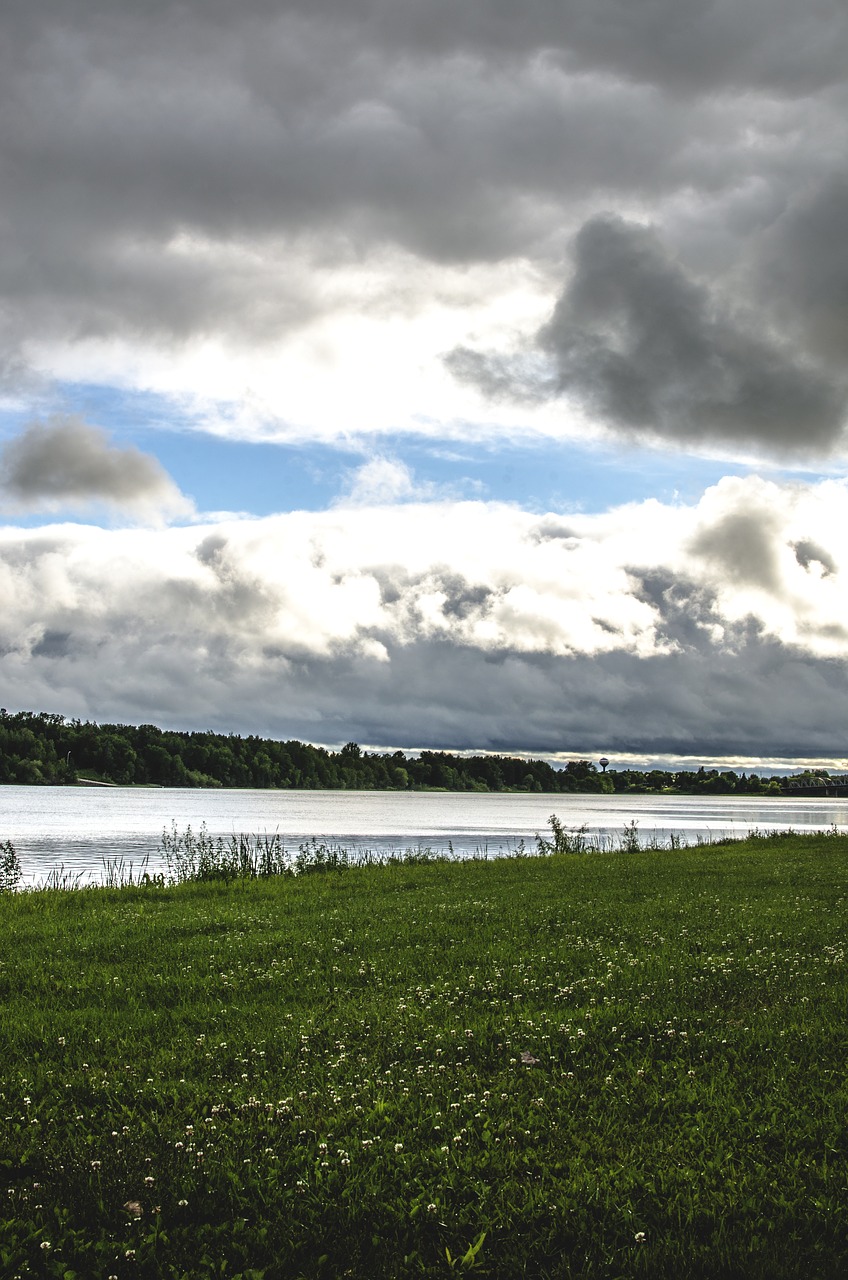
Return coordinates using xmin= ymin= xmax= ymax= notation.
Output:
xmin=1 ymin=834 xmax=847 ymax=1279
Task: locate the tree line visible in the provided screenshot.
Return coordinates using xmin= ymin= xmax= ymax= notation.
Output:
xmin=0 ymin=709 xmax=829 ymax=794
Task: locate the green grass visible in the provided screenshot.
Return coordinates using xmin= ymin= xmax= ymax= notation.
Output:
xmin=1 ymin=834 xmax=847 ymax=1279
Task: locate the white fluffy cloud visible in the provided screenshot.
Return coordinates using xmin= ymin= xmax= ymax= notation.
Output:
xmin=3 ymin=474 xmax=848 ymax=753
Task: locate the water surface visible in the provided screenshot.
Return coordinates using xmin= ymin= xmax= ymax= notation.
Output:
xmin=3 ymin=786 xmax=847 ymax=885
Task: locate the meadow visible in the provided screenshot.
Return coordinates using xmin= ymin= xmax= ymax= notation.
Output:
xmin=1 ymin=829 xmax=846 ymax=1279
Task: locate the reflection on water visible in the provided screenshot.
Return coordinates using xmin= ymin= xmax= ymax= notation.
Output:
xmin=2 ymin=785 xmax=847 ymax=885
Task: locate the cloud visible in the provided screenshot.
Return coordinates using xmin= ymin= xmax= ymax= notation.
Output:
xmin=450 ymin=215 xmax=848 ymax=456
xmin=0 ymin=3 xmax=845 ymax=450
xmin=2 ymin=474 xmax=848 ymax=754
xmin=792 ymin=539 xmax=836 ymax=577
xmin=757 ymin=175 xmax=848 ymax=368
xmin=339 ymin=457 xmax=420 ymax=506
xmin=337 ymin=456 xmax=469 ymax=505
xmin=690 ymin=510 xmax=783 ymax=593
xmin=0 ymin=416 xmax=194 ymax=521
xmin=356 ymin=0 xmax=848 ymax=96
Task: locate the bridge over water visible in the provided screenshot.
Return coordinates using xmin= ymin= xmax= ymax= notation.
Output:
xmin=782 ymin=777 xmax=848 ymax=797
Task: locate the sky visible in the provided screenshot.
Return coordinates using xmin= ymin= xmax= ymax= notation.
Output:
xmin=2 ymin=0 xmax=848 ymax=771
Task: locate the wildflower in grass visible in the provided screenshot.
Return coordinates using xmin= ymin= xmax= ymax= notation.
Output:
xmin=178 ymin=1199 xmax=188 ymax=1207
xmin=634 ymin=1231 xmax=647 ymax=1243
xmin=124 ymin=1201 xmax=143 ymax=1217
xmin=40 ymin=1242 xmax=51 ymax=1252
xmin=144 ymin=1176 xmax=155 ymax=1185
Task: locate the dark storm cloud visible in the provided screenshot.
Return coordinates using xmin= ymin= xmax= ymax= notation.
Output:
xmin=0 ymin=20 xmax=704 ymax=311
xmin=10 ymin=623 xmax=848 ymax=762
xmin=793 ymin=539 xmax=837 ymax=576
xmin=627 ymin=569 xmax=721 ymax=651
xmin=440 ymin=578 xmax=494 ymax=621
xmin=689 ymin=509 xmax=785 ymax=592
xmin=450 ymin=215 xmax=848 ymax=455
xmin=10 ymin=0 xmax=845 ymax=95
xmin=758 ymin=176 xmax=848 ymax=366
xmin=293 ymin=635 xmax=848 ymax=760
xmin=31 ymin=629 xmax=73 ymax=660
xmin=0 ymin=416 xmax=191 ymax=518
xmin=367 ymin=0 xmax=848 ymax=96
xmin=0 ymin=0 xmax=845 ymax=383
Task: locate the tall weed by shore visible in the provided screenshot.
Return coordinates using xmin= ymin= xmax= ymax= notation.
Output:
xmin=158 ymin=823 xmax=453 ymax=884
xmin=0 ymin=838 xmax=22 ymax=892
xmin=159 ymin=821 xmax=290 ymax=883
xmin=156 ymin=817 xmax=710 ymax=886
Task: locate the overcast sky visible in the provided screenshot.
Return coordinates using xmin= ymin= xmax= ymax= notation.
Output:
xmin=2 ymin=0 xmax=848 ymax=768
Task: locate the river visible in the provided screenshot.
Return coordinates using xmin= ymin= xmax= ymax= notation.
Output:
xmin=2 ymin=785 xmax=847 ymax=886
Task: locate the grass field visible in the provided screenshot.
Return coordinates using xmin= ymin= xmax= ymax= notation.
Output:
xmin=1 ymin=831 xmax=847 ymax=1278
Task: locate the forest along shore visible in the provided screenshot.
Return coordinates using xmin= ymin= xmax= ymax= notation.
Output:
xmin=1 ymin=709 xmax=839 ymax=794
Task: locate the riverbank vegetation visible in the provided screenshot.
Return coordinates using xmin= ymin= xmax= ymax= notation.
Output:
xmin=1 ymin=830 xmax=846 ymax=1278
xmin=0 ymin=709 xmax=834 ymax=794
